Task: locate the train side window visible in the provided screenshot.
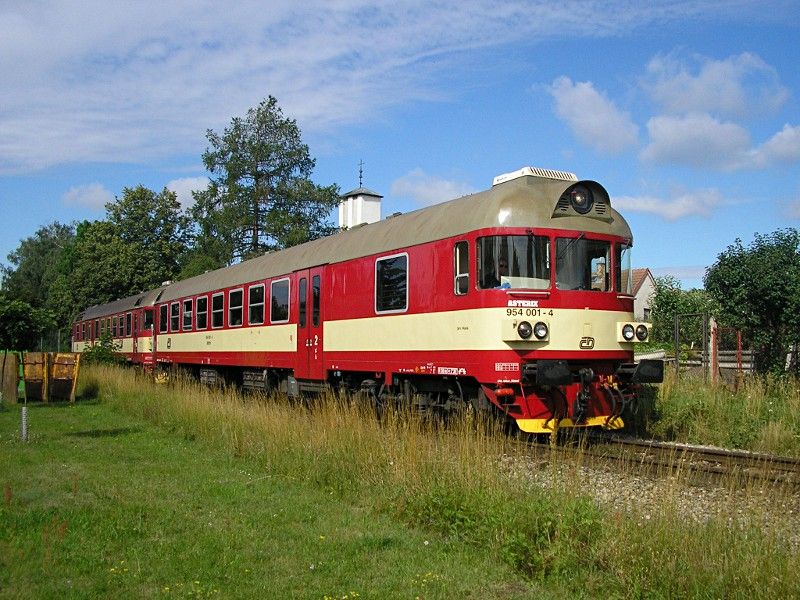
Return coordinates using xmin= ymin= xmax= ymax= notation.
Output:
xmin=229 ymin=289 xmax=243 ymax=327
xmin=212 ymin=293 xmax=224 ymax=328
xmin=112 ymin=317 xmax=117 ymax=337
xmin=126 ymin=313 xmax=132 ymax=336
xmin=248 ymin=284 xmax=265 ymax=325
xmin=454 ymin=241 xmax=469 ymax=295
xmin=196 ymin=296 xmax=208 ymax=330
xmin=159 ymin=305 xmax=168 ymax=333
xmin=170 ymin=302 xmax=180 ymax=332
xmin=94 ymin=320 xmax=99 ymax=339
xmin=375 ymin=253 xmax=408 ymax=313
xmin=183 ymin=299 xmax=193 ymax=330
xmin=298 ymin=278 xmax=307 ymax=328
xmin=312 ymin=275 xmax=320 ymax=327
xmin=143 ymin=309 xmax=153 ymax=331
xmin=270 ymin=278 xmax=290 ymax=323
xmin=81 ymin=323 xmax=86 ymax=340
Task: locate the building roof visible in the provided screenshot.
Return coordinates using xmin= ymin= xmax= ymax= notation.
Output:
xmin=341 ymin=186 xmax=383 ymax=199
xmin=631 ymin=268 xmax=653 ymax=295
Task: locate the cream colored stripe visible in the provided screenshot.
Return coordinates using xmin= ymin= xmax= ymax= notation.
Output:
xmin=324 ymin=307 xmax=637 ymax=352
xmin=155 ymin=324 xmax=297 ymax=353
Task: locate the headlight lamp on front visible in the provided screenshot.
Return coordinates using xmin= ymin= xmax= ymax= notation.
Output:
xmin=569 ymin=185 xmax=594 ymax=214
xmin=517 ymin=321 xmax=533 ymax=339
xmin=533 ymin=321 xmax=549 ymax=340
xmin=622 ymin=324 xmax=635 ymax=341
xmin=636 ymin=324 xmax=649 ymax=341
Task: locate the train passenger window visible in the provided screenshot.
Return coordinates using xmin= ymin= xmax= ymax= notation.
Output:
xmin=229 ymin=290 xmax=243 ymax=327
xmin=159 ymin=305 xmax=168 ymax=333
xmin=81 ymin=323 xmax=86 ymax=340
xmin=478 ymin=236 xmax=550 ymax=289
xmin=556 ymin=237 xmax=611 ymax=291
xmin=376 ymin=253 xmax=408 ymax=313
xmin=170 ymin=302 xmax=180 ymax=332
xmin=248 ymin=285 xmax=265 ymax=325
xmin=183 ymin=299 xmax=193 ymax=330
xmin=454 ymin=241 xmax=469 ymax=295
xmin=143 ymin=310 xmax=153 ymax=331
xmin=298 ymin=278 xmax=307 ymax=328
xmin=312 ymin=275 xmax=320 ymax=327
xmin=94 ymin=320 xmax=99 ymax=339
xmin=125 ymin=313 xmax=131 ymax=336
xmin=615 ymin=242 xmax=633 ymax=294
xmin=212 ymin=293 xmax=224 ymax=328
xmin=112 ymin=318 xmax=117 ymax=337
xmin=271 ymin=279 xmax=290 ymax=323
xmin=196 ymin=297 xmax=208 ymax=330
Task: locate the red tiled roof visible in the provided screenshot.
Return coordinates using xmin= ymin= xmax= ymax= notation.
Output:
xmin=631 ymin=268 xmax=651 ymax=295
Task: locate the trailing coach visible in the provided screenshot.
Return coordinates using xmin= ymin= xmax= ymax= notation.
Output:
xmin=72 ymin=166 xmax=663 ymax=433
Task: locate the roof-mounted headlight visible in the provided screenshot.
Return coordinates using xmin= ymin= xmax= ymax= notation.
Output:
xmin=569 ymin=185 xmax=593 ymax=214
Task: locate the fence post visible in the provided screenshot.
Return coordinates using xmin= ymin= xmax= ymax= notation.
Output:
xmin=708 ymin=316 xmax=717 ymax=384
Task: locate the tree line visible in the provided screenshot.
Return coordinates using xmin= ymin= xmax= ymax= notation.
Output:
xmin=650 ymin=228 xmax=800 ymax=374
xmin=0 ymin=97 xmax=339 ymax=350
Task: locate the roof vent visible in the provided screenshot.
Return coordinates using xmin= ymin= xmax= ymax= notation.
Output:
xmin=493 ymin=166 xmax=578 ymax=186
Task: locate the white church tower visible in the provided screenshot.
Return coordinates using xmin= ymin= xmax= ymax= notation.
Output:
xmin=338 ymin=162 xmax=382 ymax=229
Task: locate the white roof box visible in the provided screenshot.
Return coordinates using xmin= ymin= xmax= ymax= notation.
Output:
xmin=492 ymin=166 xmax=578 ymax=186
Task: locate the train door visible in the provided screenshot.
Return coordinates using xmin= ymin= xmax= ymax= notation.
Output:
xmin=295 ymin=266 xmax=324 ymax=381
xmin=132 ymin=312 xmax=139 ymax=361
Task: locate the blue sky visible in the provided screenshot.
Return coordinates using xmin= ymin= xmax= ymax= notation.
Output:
xmin=2 ymin=1 xmax=799 ymax=290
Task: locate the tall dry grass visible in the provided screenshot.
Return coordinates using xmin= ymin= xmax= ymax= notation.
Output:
xmin=642 ymin=370 xmax=800 ymax=455
xmin=79 ymin=366 xmax=800 ymax=597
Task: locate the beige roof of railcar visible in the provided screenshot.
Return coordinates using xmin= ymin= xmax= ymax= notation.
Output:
xmin=79 ymin=171 xmax=632 ymax=316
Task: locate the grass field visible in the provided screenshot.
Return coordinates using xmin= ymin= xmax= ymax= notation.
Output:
xmin=0 ymin=399 xmax=537 ymax=599
xmin=2 ymin=366 xmax=799 ymax=599
xmin=630 ymin=370 xmax=800 ymax=456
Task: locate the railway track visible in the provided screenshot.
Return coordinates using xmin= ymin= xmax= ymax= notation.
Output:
xmin=526 ymin=434 xmax=800 ymax=489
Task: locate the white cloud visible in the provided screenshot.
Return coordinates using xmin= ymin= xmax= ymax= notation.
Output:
xmin=650 ymin=265 xmax=708 ymax=282
xmin=749 ymin=124 xmax=800 ymax=167
xmin=166 ymin=176 xmax=209 ymax=210
xmin=1 ymin=1 xmax=776 ymax=174
xmin=642 ymin=114 xmax=800 ymax=170
xmin=641 ymin=113 xmax=750 ymax=168
xmin=786 ymin=203 xmax=800 ymax=219
xmin=548 ymin=77 xmax=639 ymax=154
xmin=62 ymin=183 xmax=114 ymax=210
xmin=390 ymin=168 xmax=475 ymax=206
xmin=614 ymin=188 xmax=723 ymax=220
xmin=643 ymin=51 xmax=788 ymax=118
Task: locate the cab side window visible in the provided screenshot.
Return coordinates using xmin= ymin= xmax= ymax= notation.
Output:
xmin=454 ymin=241 xmax=469 ymax=295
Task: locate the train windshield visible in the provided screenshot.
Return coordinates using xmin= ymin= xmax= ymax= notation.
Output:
xmin=478 ymin=235 xmax=550 ymax=289
xmin=555 ymin=237 xmax=611 ymax=291
xmin=616 ymin=242 xmax=633 ymax=294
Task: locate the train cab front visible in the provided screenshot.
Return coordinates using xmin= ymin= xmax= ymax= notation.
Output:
xmin=483 ymin=310 xmax=663 ymax=433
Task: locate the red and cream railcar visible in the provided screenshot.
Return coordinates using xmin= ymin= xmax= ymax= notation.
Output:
xmin=73 ymin=167 xmax=663 ymax=432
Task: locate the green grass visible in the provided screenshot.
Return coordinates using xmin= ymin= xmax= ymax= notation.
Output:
xmin=0 ymin=400 xmax=532 ymax=599
xmin=2 ymin=366 xmax=799 ymax=599
xmin=630 ymin=370 xmax=800 ymax=455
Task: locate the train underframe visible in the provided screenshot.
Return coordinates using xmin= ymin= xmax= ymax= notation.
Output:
xmin=146 ymin=356 xmax=663 ymax=434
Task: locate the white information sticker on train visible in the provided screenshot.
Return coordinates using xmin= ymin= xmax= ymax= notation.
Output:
xmin=495 ymin=362 xmax=519 ymax=372
xmin=507 ymin=299 xmax=539 ymax=307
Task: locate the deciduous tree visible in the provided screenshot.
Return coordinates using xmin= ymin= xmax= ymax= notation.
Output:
xmin=0 ymin=294 xmax=55 ymax=350
xmin=705 ymin=228 xmax=800 ymax=373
